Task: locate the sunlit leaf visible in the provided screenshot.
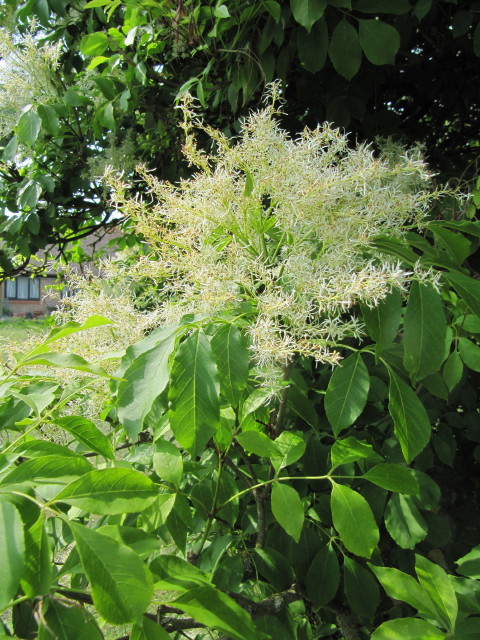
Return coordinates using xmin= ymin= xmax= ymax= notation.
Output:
xmin=70 ymin=522 xmax=153 ymax=624
xmin=0 ymin=501 xmax=25 ymax=609
xmin=330 ymin=483 xmax=379 ymax=558
xmin=271 ymin=482 xmax=304 ymax=542
xmin=53 ymin=468 xmax=159 ymax=514
xmin=169 ymin=330 xmax=220 ymax=457
xmin=325 ymin=353 xmax=370 ymax=435
xmin=388 ymin=370 xmax=431 ymax=463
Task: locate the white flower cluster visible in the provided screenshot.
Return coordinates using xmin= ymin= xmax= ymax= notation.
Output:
xmin=0 ymin=26 xmax=61 ymax=137
xmin=104 ymin=86 xmax=435 ymax=385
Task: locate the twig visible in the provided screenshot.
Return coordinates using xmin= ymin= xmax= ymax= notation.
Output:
xmin=228 ymin=584 xmax=302 ymax=617
xmin=328 ymin=603 xmax=361 ymax=640
xmin=233 ymin=444 xmax=266 ymax=548
xmin=274 ymin=360 xmax=294 ymax=436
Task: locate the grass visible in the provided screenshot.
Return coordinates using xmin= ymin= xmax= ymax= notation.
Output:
xmin=0 ymin=317 xmax=49 ymax=342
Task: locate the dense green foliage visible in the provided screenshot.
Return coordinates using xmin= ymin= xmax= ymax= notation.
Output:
xmin=1 ymin=0 xmax=480 ymax=275
xmin=1 ymin=100 xmax=480 ymax=639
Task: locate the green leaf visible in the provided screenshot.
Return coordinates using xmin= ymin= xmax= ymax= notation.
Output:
xmin=330 ymin=483 xmax=379 ymax=558
xmin=124 ymin=26 xmax=138 ymax=46
xmin=0 ymin=501 xmax=25 ymax=609
xmin=253 ymin=547 xmax=295 ymax=591
xmin=37 ymin=175 xmax=55 ymax=193
xmin=344 ymin=556 xmax=379 ymax=623
xmin=137 ymin=494 xmax=176 ymax=533
xmin=458 ymin=337 xmax=480 ymax=372
xmin=459 ymin=314 xmax=480 ymax=333
xmin=27 ymin=211 xmax=40 ymax=233
xmin=369 ymin=564 xmax=437 ymax=617
xmin=63 ymin=87 xmax=87 ymax=107
xmin=240 ymin=388 xmax=271 ymax=423
xmin=264 ymin=0 xmax=281 ymax=23
xmin=453 ymin=618 xmax=480 ymax=640
xmin=236 ymin=430 xmax=280 ymax=458
xmin=372 ymin=236 xmax=418 ymax=264
xmin=456 ymin=545 xmax=480 ymax=579
xmin=211 ymin=324 xmax=249 ymax=406
xmin=290 ymin=0 xmax=326 ymax=32
xmin=97 ymin=526 xmax=160 ymax=558
xmin=3 ymin=135 xmax=18 ymax=162
xmin=135 ymin=61 xmax=147 ymax=84
xmin=19 ymin=180 xmax=42 ymax=210
xmin=83 ymin=0 xmax=112 ymax=9
xmin=325 ymin=353 xmax=370 ymax=435
xmin=150 ymin=554 xmax=211 ymax=591
xmin=70 ymin=522 xmax=153 ymax=624
xmin=297 ymin=19 xmax=328 ymax=72
xmin=384 ymin=493 xmax=427 ymax=549
xmin=13 ymin=440 xmax=79 ymax=459
xmin=53 ymin=468 xmax=159 ymax=514
xmin=271 ymin=482 xmax=304 ymax=542
xmin=331 ymin=436 xmax=383 ymax=469
xmin=403 ymin=282 xmax=447 ymax=382
xmin=16 ymin=108 xmax=42 ymax=146
xmin=80 ymin=32 xmax=109 ymax=56
xmin=388 ymin=370 xmax=431 ymax=463
xmin=443 ymin=351 xmax=463 ymax=392
xmin=443 ymin=271 xmax=480 ymax=318
xmin=117 ymin=329 xmax=177 ymax=439
xmin=415 ymin=554 xmax=458 ymax=633
xmin=305 ymin=544 xmax=340 ymax=607
xmin=34 ymin=0 xmax=50 ymax=25
xmin=42 ymin=316 xmax=112 ymax=346
xmin=371 ymin=618 xmax=447 ymax=640
xmin=1 ymin=455 xmax=92 ymax=486
xmin=169 ymin=586 xmax=266 ymax=640
xmin=38 ymin=599 xmax=103 ymax=640
xmin=358 ymin=20 xmax=400 ymax=65
xmin=153 ymin=439 xmax=183 ymax=487
xmin=54 ymin=416 xmax=114 ymax=459
xmin=99 ymin=102 xmax=116 ymax=130
xmin=20 ymin=514 xmax=51 ymax=598
xmin=329 ymin=19 xmax=362 ymax=79
xmin=272 ymin=431 xmax=306 ymax=472
xmin=363 ymin=463 xmax=419 ymax=494
xmin=131 ymin=617 xmax=169 ymax=640
xmin=169 ymin=330 xmax=220 ymax=457
xmin=361 ymin=290 xmax=402 ymax=350
xmin=214 ymin=4 xmax=230 ymax=18
xmin=37 ymin=104 xmax=60 ymax=135
xmin=87 ymin=55 xmax=110 ymax=70
xmin=453 ymin=574 xmax=480 ymax=614
xmin=430 ymin=224 xmax=472 ymax=264
xmin=287 ymin=384 xmax=318 ymax=427
xmin=21 ymin=352 xmax=110 ymax=377
xmin=412 ymin=470 xmax=440 ymax=510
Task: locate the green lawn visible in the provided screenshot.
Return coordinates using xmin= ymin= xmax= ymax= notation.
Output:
xmin=0 ymin=317 xmax=49 ymax=342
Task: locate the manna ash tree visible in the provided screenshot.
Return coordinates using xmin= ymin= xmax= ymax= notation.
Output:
xmin=1 ymin=93 xmax=480 ymax=639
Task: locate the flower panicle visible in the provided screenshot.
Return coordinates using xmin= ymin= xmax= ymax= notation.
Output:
xmin=92 ymin=86 xmax=439 ymax=382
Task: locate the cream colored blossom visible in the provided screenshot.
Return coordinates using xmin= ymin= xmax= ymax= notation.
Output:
xmin=0 ymin=25 xmax=62 ymax=137
xmin=102 ymin=86 xmax=435 ymax=383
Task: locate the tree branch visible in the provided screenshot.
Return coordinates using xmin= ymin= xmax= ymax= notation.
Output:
xmin=328 ymin=603 xmax=362 ymax=640
xmin=57 ymin=583 xmax=304 ymax=636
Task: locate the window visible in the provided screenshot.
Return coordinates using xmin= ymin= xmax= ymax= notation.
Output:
xmin=4 ymin=277 xmax=41 ymax=300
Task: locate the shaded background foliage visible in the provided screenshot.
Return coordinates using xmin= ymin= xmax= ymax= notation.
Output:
xmin=1 ymin=0 xmax=480 ymax=274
